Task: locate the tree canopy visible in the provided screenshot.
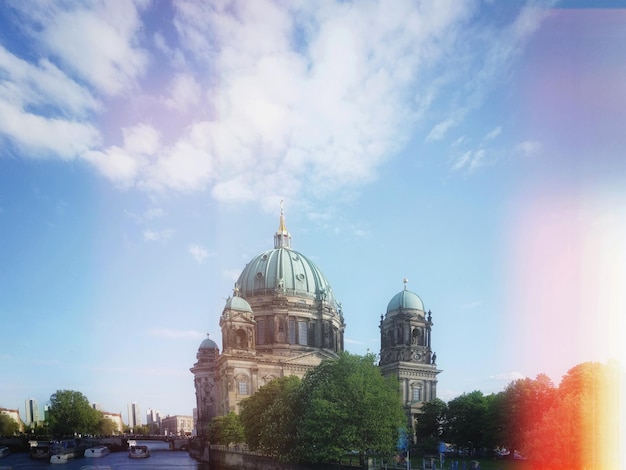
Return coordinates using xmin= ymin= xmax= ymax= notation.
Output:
xmin=297 ymin=352 xmax=406 ymax=463
xmin=237 ymin=352 xmax=406 ymax=464
xmin=0 ymin=413 xmax=20 ymax=436
xmin=239 ymin=375 xmax=301 ymax=460
xmin=47 ymin=389 xmax=101 ymax=437
xmin=207 ymin=411 xmax=245 ymax=445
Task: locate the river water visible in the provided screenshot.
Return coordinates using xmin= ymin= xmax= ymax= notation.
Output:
xmin=0 ymin=440 xmax=211 ymax=470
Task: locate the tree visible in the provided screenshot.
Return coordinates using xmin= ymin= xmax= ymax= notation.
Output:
xmin=414 ymin=398 xmax=448 ymax=453
xmin=97 ymin=416 xmax=119 ymax=435
xmin=47 ymin=390 xmax=101 ymax=437
xmin=0 ymin=413 xmax=19 ymax=436
xmin=523 ymin=361 xmax=620 ymax=469
xmin=446 ymin=390 xmax=489 ymax=453
xmin=498 ymin=374 xmax=556 ymax=456
xmin=297 ymin=352 xmax=406 ymax=464
xmin=239 ymin=375 xmax=301 ymax=460
xmin=208 ymin=411 xmax=244 ymax=445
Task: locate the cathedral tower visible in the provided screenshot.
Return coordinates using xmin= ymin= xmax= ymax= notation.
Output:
xmin=379 ymin=279 xmax=441 ymax=428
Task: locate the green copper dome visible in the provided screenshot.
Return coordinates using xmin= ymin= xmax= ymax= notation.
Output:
xmin=237 ymin=247 xmax=335 ymax=304
xmin=386 ymin=286 xmax=424 ymax=313
xmin=236 ymin=206 xmax=336 ymax=306
xmin=199 ymin=336 xmax=219 ymax=349
xmin=224 ymin=295 xmax=252 ymax=312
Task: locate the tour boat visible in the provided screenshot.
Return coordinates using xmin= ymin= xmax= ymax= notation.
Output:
xmin=128 ymin=444 xmax=150 ymax=459
xmin=50 ymin=450 xmax=79 ymax=464
xmin=84 ymin=446 xmax=111 ymax=458
xmin=29 ymin=441 xmax=54 ymax=460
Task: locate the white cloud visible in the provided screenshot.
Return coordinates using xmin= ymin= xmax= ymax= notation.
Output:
xmin=0 ymin=101 xmax=100 ymax=159
xmin=485 ymin=126 xmax=502 ymax=141
xmin=0 ymin=1 xmax=554 ymax=203
xmin=163 ymin=73 xmax=202 ymax=112
xmin=427 ymin=117 xmax=458 ymax=142
xmin=39 ymin=1 xmax=150 ymax=96
xmin=143 ymin=229 xmax=173 ymax=242
xmin=188 ymin=244 xmax=209 ymax=264
xmin=451 ymin=149 xmax=486 ymax=173
xmin=515 ymin=140 xmax=542 ymax=157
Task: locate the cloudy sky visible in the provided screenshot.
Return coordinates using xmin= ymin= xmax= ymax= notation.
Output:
xmin=1 ymin=0 xmax=624 ymax=423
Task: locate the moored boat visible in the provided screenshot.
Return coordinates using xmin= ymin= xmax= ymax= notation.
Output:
xmin=0 ymin=446 xmax=10 ymax=458
xmin=29 ymin=441 xmax=54 ymax=460
xmin=84 ymin=446 xmax=111 ymax=458
xmin=50 ymin=450 xmax=80 ymax=464
xmin=128 ymin=444 xmax=150 ymax=459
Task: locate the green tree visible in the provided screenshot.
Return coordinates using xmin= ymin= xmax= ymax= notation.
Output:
xmin=0 ymin=413 xmax=20 ymax=435
xmin=97 ymin=416 xmax=119 ymax=435
xmin=297 ymin=352 xmax=406 ymax=464
xmin=498 ymin=374 xmax=556 ymax=456
xmin=239 ymin=375 xmax=301 ymax=460
xmin=47 ymin=390 xmax=101 ymax=437
xmin=414 ymin=398 xmax=448 ymax=453
xmin=446 ymin=390 xmax=489 ymax=453
xmin=208 ymin=411 xmax=244 ymax=445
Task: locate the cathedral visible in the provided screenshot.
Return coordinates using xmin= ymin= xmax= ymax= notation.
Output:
xmin=191 ymin=207 xmax=440 ymax=436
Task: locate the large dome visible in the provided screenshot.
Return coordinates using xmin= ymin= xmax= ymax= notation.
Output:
xmin=236 ymin=205 xmax=336 ymax=306
xmin=237 ymin=247 xmax=336 ymax=305
xmin=386 ymin=287 xmax=424 ymax=314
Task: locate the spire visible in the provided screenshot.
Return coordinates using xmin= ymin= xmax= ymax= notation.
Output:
xmin=403 ymin=278 xmax=408 ymax=290
xmin=274 ymin=199 xmax=292 ymax=249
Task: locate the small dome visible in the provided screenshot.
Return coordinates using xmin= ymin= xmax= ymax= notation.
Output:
xmin=224 ymin=295 xmax=252 ymax=312
xmin=199 ymin=336 xmax=219 ymax=350
xmin=386 ymin=288 xmax=424 ymax=314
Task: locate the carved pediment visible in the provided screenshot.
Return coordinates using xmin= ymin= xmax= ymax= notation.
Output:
xmin=283 ymin=350 xmax=338 ymax=366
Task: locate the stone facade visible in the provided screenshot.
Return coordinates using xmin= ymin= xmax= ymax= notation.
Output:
xmin=191 ymin=209 xmax=440 ymax=437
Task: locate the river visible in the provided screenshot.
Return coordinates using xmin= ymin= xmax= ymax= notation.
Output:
xmin=0 ymin=440 xmax=211 ymax=470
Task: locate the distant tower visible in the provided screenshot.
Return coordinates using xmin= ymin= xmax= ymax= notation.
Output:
xmin=379 ymin=279 xmax=441 ymax=429
xmin=146 ymin=408 xmax=161 ymax=434
xmin=190 ymin=335 xmax=219 ymax=437
xmin=127 ymin=402 xmax=141 ymax=430
xmin=25 ymin=398 xmax=39 ymax=426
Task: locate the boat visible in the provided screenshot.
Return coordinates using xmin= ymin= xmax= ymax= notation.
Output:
xmin=50 ymin=450 xmax=80 ymax=464
xmin=0 ymin=446 xmax=10 ymax=458
xmin=128 ymin=444 xmax=150 ymax=458
xmin=29 ymin=441 xmax=54 ymax=460
xmin=80 ymin=466 xmax=113 ymax=470
xmin=84 ymin=446 xmax=111 ymax=458
xmin=50 ymin=439 xmax=82 ymax=464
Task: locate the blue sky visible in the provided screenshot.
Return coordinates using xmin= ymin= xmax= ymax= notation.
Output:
xmin=1 ymin=0 xmax=624 ymax=424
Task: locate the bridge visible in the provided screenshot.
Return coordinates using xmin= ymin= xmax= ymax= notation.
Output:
xmin=0 ymin=435 xmax=190 ymax=452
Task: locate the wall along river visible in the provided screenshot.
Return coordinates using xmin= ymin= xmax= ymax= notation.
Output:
xmin=0 ymin=440 xmax=212 ymax=470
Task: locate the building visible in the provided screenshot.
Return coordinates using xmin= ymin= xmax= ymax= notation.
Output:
xmin=24 ymin=398 xmax=39 ymax=426
xmin=127 ymin=402 xmax=141 ymax=430
xmin=161 ymin=414 xmax=193 ymax=436
xmin=191 ymin=207 xmax=440 ymax=436
xmin=0 ymin=408 xmax=24 ymax=432
xmin=379 ymin=279 xmax=440 ymax=428
xmin=102 ymin=411 xmax=124 ymax=434
xmin=146 ymin=408 xmax=161 ymax=434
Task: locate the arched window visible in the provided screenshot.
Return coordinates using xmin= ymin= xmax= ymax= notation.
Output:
xmin=235 ymin=329 xmax=247 ymax=349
